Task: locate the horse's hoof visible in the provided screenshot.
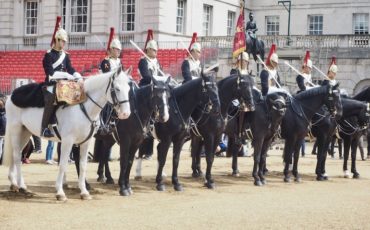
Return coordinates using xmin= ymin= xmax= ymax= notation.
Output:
xmin=316 ymin=176 xmax=324 ymax=181
xmin=105 ymin=178 xmax=115 ymax=185
xmin=97 ymin=176 xmax=105 ymax=183
xmin=19 ymin=188 xmax=34 ymax=197
xmin=205 ymin=181 xmax=216 ymax=189
xmin=134 ymin=176 xmax=142 ymax=181
xmin=10 ymin=184 xmax=19 ymax=193
xmin=56 ymin=194 xmax=67 ymax=202
xmin=192 ymin=172 xmax=201 ymax=178
xmin=80 ymin=193 xmax=92 ymax=200
xmin=174 ymin=184 xmax=183 ymax=192
xmin=261 ymin=179 xmax=267 ymax=185
xmin=232 ymin=171 xmax=240 ymax=177
xmin=283 ymin=177 xmax=291 ymax=183
xmin=119 ymin=189 xmax=130 ymax=196
xmin=353 ymin=173 xmax=360 ymax=179
xmin=128 ymin=187 xmax=134 ymax=195
xmin=156 ymin=184 xmax=165 ymax=191
xmin=294 ymin=177 xmax=301 ymax=183
xmin=254 ymin=180 xmax=263 ymax=186
xmin=343 ymin=170 xmax=350 ymax=178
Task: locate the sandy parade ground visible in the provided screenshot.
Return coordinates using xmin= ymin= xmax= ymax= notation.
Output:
xmin=1 ymin=140 xmax=370 ymax=230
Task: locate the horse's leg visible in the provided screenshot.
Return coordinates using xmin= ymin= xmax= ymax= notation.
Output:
xmin=78 ymin=142 xmax=91 ymax=200
xmin=135 ymin=137 xmax=149 ymax=180
xmin=342 ymin=137 xmax=351 ymax=178
xmin=72 ymin=145 xmax=90 ymax=190
xmin=56 ymin=140 xmax=74 ymax=201
xmin=96 ymin=139 xmax=105 ymax=182
xmin=283 ymin=139 xmax=293 ymax=182
xmin=231 ymin=136 xmax=241 ymax=177
xmin=252 ymin=138 xmax=263 ymax=186
xmin=204 ymin=134 xmax=217 ymax=189
xmin=9 ymin=130 xmax=31 ymax=192
xmin=156 ymin=137 xmax=171 ymax=191
xmin=171 ymin=135 xmax=186 ymax=191
xmin=351 ymin=138 xmax=360 ymax=178
xmin=124 ymin=143 xmax=140 ymax=195
xmin=292 ymin=140 xmax=302 ymax=182
xmin=315 ymin=135 xmax=325 ymax=180
xmin=103 ymin=141 xmax=115 ymax=184
xmin=191 ymin=136 xmax=203 ymax=178
xmin=259 ymin=137 xmax=273 ymax=185
xmin=118 ymin=139 xmax=131 ymax=196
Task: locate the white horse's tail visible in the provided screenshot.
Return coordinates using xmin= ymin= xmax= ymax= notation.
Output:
xmin=2 ymin=128 xmax=13 ymax=167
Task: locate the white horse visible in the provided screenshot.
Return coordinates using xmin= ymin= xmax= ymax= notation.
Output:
xmin=2 ymin=68 xmax=131 ymax=201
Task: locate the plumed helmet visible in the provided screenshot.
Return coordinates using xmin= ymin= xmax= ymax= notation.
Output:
xmin=144 ymin=29 xmax=158 ymax=51
xmin=55 ymin=28 xmax=68 ymax=42
xmin=328 ymin=56 xmax=338 ymax=73
xmin=146 ymin=39 xmax=158 ymax=51
xmin=190 ymin=42 xmax=201 ymax=52
xmin=303 ymin=51 xmax=312 ymax=68
xmin=110 ymin=38 xmax=122 ymax=50
xmin=266 ymin=44 xmax=278 ymax=65
xmin=238 ymin=52 xmax=249 ymax=61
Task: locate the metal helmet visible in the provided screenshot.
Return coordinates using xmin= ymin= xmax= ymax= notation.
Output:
xmin=190 ymin=42 xmax=201 ymax=52
xmin=146 ymin=39 xmax=158 ymax=51
xmin=270 ymin=53 xmax=279 ymax=64
xmin=55 ymin=28 xmax=68 ymax=42
xmin=110 ymin=38 xmax=122 ymax=50
xmin=238 ymin=52 xmax=249 ymax=61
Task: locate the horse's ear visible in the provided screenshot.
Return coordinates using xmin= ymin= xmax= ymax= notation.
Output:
xmin=166 ymin=76 xmax=171 ymax=85
xmin=125 ymin=66 xmax=133 ymax=76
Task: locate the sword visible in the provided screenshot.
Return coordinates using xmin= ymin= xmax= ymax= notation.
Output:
xmin=284 ymin=61 xmax=315 ymax=87
xmin=256 ymin=54 xmax=281 ymax=88
xmin=312 ymin=65 xmax=330 ymax=80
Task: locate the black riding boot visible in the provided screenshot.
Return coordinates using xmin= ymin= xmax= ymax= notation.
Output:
xmin=41 ymin=87 xmax=56 ymax=138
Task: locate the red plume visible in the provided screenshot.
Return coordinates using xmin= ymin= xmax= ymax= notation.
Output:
xmin=50 ymin=16 xmax=62 ymax=47
xmin=304 ymin=50 xmax=310 ymax=65
xmin=188 ymin=32 xmax=198 ymax=51
xmin=330 ymin=56 xmax=336 ymax=65
xmin=107 ymin=27 xmax=115 ymax=51
xmin=144 ymin=29 xmax=154 ymax=50
xmin=265 ymin=44 xmax=276 ymax=66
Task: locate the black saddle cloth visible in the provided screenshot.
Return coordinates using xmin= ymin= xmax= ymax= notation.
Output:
xmin=11 ymin=83 xmax=45 ymax=108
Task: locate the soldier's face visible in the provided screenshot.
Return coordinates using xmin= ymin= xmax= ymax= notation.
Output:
xmin=55 ymin=39 xmax=66 ymax=50
xmin=328 ymin=71 xmax=336 ymax=79
xmin=191 ymin=50 xmax=201 ymax=60
xmin=147 ymin=48 xmax=157 ymax=58
xmin=111 ymin=48 xmax=121 ymax=59
xmin=249 ymin=15 xmax=253 ymax=21
xmin=303 ymin=66 xmax=311 ymax=74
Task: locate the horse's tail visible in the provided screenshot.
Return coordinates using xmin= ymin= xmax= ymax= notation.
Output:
xmin=2 ymin=127 xmax=13 ymax=167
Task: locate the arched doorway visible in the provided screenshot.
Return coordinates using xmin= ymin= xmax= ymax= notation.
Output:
xmin=353 ymin=79 xmax=370 ymax=95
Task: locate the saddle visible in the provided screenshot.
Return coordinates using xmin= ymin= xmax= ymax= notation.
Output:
xmin=56 ymin=80 xmax=86 ymax=105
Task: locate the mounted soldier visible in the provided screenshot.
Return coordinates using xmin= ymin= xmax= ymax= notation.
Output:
xmin=296 ymin=51 xmax=315 ymax=92
xmin=231 ymin=51 xmax=250 ymax=75
xmin=100 ymin=27 xmax=122 ymax=73
xmin=260 ymin=44 xmax=282 ymax=96
xmin=41 ymin=16 xmax=82 ymax=138
xmin=181 ymin=32 xmax=202 ymax=84
xmin=138 ymin=29 xmax=164 ymax=87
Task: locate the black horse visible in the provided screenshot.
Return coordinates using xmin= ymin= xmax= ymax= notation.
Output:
xmin=281 ymin=83 xmax=341 ymax=183
xmin=152 ymin=73 xmax=220 ymax=192
xmin=95 ymin=76 xmax=171 ymax=195
xmin=311 ymin=97 xmax=369 ymax=181
xmin=190 ymin=74 xmax=255 ymax=189
xmin=338 ymin=90 xmax=370 ymax=179
xmin=224 ymin=90 xmax=287 ymax=184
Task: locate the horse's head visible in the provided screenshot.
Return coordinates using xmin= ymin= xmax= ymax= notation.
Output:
xmin=266 ymin=93 xmax=287 ymax=117
xmin=357 ymin=102 xmax=370 ymax=129
xmin=107 ymin=67 xmax=131 ymax=119
xmin=325 ymin=83 xmax=342 ymax=118
xmin=200 ymin=71 xmax=220 ymax=115
xmin=151 ymin=76 xmax=171 ymax=123
xmin=237 ymin=74 xmax=255 ymax=112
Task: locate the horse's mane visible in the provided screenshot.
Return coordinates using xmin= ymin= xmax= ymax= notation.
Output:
xmin=294 ymin=85 xmax=327 ymax=100
xmin=173 ymin=78 xmax=201 ymax=97
xmin=84 ymin=72 xmax=112 ymax=92
xmin=353 ymin=86 xmax=370 ymax=101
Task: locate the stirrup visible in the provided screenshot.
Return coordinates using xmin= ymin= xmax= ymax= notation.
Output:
xmin=41 ymin=128 xmax=55 ymax=138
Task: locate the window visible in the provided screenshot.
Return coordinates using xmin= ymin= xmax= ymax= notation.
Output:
xmin=353 ymin=13 xmax=369 ymax=34
xmin=70 ymin=0 xmax=88 ymax=32
xmin=121 ymin=0 xmax=135 ymax=31
xmin=203 ymin=4 xmax=213 ymax=36
xmin=308 ymin=15 xmax=323 ymax=35
xmin=25 ymin=1 xmax=38 ymax=35
xmin=176 ymin=0 xmax=186 ymax=33
xmin=266 ymin=16 xmax=279 ymax=35
xmin=227 ymin=11 xmax=236 ymax=36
